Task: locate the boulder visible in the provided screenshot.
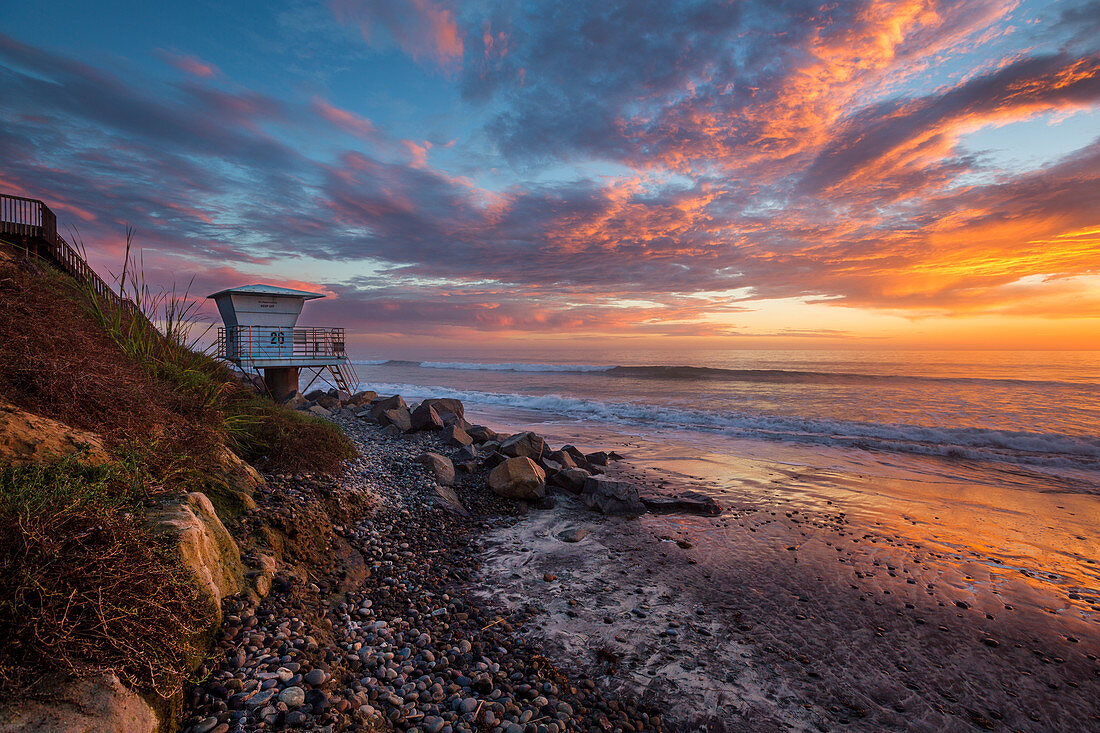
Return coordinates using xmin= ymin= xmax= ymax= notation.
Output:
xmin=0 ymin=672 xmax=158 ymax=733
xmin=488 ymin=457 xmax=546 ymax=500
xmin=369 ymin=394 xmax=408 ymax=420
xmin=410 ymin=403 xmax=445 ymax=431
xmin=0 ymin=400 xmax=108 ymax=465
xmin=443 ymin=423 xmax=473 ymax=447
xmin=581 ymin=477 xmax=645 ymax=516
xmin=304 ymin=389 xmax=327 ymax=401
xmin=552 ymin=467 xmax=591 ymax=494
xmin=561 ymin=445 xmax=587 ymax=464
xmin=585 ymin=451 xmax=610 ymax=467
xmin=347 ymin=390 xmax=378 ymax=406
xmin=415 ymin=452 xmax=455 ymax=486
xmin=465 ymin=425 xmax=501 ymax=444
xmin=280 ymin=390 xmax=306 ymax=408
xmin=378 ymin=407 xmax=413 ymax=432
xmin=455 ymin=460 xmax=478 ymax=474
xmin=333 ymin=390 xmax=351 ymax=404
xmin=639 ymin=490 xmax=721 ymax=516
xmin=547 ymin=450 xmax=578 ymax=470
xmin=147 ymin=492 xmax=244 ymax=626
xmin=380 ymin=424 xmax=403 ymax=439
xmin=316 ymin=394 xmax=340 ymax=410
xmin=431 ymin=484 xmax=469 ymax=516
xmin=307 ymin=404 xmax=331 ymax=418
xmin=419 ymin=398 xmax=465 ymax=420
xmin=500 ymin=431 xmax=546 ymax=459
xmin=480 ymin=451 xmax=506 ymax=470
xmin=453 ymin=444 xmax=478 ymax=463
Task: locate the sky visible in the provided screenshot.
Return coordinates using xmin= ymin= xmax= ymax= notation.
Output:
xmin=1 ymin=0 xmax=1098 ymax=355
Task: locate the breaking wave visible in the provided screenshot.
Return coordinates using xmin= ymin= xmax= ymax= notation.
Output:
xmin=359 ymin=381 xmax=1100 ymax=471
xmin=351 ymin=360 xmax=1094 ymax=388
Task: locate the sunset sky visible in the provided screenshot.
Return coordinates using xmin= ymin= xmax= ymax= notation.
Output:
xmin=1 ymin=0 xmax=1098 ymax=354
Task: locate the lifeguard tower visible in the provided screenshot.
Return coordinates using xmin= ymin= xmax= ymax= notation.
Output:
xmin=208 ymin=284 xmax=359 ymax=400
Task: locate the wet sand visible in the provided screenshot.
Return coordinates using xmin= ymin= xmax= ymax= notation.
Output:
xmin=470 ymin=407 xmax=1100 ymax=731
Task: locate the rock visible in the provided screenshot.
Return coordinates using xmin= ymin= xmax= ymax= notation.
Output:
xmin=415 ymin=452 xmax=455 ymax=486
xmin=251 ymin=553 xmax=277 ymax=599
xmin=536 ymin=495 xmax=557 ymax=509
xmin=639 ymin=490 xmax=721 ymax=516
xmin=552 ymin=467 xmax=591 ymax=494
xmin=500 ymin=431 xmax=546 ymax=459
xmin=455 ymin=460 xmax=478 ymax=474
xmin=147 ymin=492 xmax=243 ymax=626
xmin=0 ymin=399 xmax=109 ymax=465
xmin=453 ymin=444 xmax=478 ymax=463
xmin=369 ymin=394 xmax=407 ymax=420
xmin=307 ymin=404 xmax=332 ymax=418
xmin=585 ymin=451 xmax=609 ymax=466
xmin=433 ymin=484 xmax=469 ymax=515
xmin=488 ymin=457 xmax=547 ymax=500
xmin=280 ymin=390 xmax=306 ymax=408
xmin=418 ymin=398 xmax=465 ymax=420
xmin=210 ymin=446 xmax=262 ymax=514
xmin=304 ymin=669 xmax=326 ymax=686
xmin=315 ymin=394 xmax=340 ymax=410
xmin=547 ymin=450 xmax=578 ymax=470
xmin=380 ymin=424 xmax=403 ymax=439
xmin=279 ymin=686 xmax=306 ymax=707
xmin=303 ymin=389 xmax=327 ymax=401
xmin=581 ymin=477 xmax=646 ymax=516
xmin=465 ymin=425 xmax=500 ymax=444
xmin=558 ymin=527 xmax=590 ymax=543
xmin=442 ymin=423 xmax=473 ymax=447
xmin=0 ymin=672 xmax=158 ymax=732
xmin=410 ymin=403 xmax=445 ymax=431
xmin=480 ymin=451 xmax=506 ymax=469
xmin=378 ymin=407 xmax=412 ymax=432
xmin=192 ymin=716 xmax=219 ymax=733
xmin=608 ymin=451 xmax=625 ymax=460
xmin=347 ymin=390 xmax=378 ymax=406
xmin=561 ymin=445 xmax=588 ymax=464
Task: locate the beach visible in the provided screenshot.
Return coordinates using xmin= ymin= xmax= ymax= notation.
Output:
xmin=181 ymin=374 xmax=1099 ymax=732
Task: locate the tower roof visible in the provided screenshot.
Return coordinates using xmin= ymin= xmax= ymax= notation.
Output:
xmin=206 ymin=284 xmax=324 ymax=300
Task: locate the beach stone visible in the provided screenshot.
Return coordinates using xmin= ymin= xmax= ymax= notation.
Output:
xmin=415 ymin=452 xmax=456 ymax=486
xmin=489 ymin=457 xmax=547 ymax=500
xmin=304 ymin=669 xmax=326 ymax=686
xmin=581 ymin=477 xmax=646 ymax=516
xmin=369 ymin=394 xmax=408 ymax=420
xmin=423 ymin=715 xmax=445 ymax=733
xmin=411 ymin=403 xmax=445 ymax=431
xmin=279 ymin=686 xmax=306 ymax=707
xmin=443 ymin=423 xmax=473 ymax=447
xmin=501 ymin=432 xmax=546 ymax=459
xmin=552 ymin=467 xmax=591 ymax=494
xmin=432 ymin=484 xmax=470 ymax=516
xmin=639 ymin=490 xmax=721 ymax=516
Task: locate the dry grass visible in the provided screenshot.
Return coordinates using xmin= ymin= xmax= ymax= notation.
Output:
xmin=0 ymin=242 xmax=354 ymax=695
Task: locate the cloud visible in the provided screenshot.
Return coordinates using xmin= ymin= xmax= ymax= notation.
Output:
xmin=331 ymin=0 xmax=464 ymax=69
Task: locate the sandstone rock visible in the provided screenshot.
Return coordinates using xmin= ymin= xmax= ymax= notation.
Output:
xmin=585 ymin=451 xmax=610 ymax=466
xmin=0 ymin=400 xmax=108 ymax=465
xmin=209 ymin=446 xmax=262 ymax=515
xmin=369 ymin=394 xmax=408 ymax=420
xmin=500 ymin=431 xmax=545 ymax=459
xmin=415 ymin=452 xmax=455 ymax=486
xmin=419 ymin=398 xmax=465 ymax=419
xmin=453 ymin=444 xmax=478 ymax=463
xmin=147 ymin=492 xmax=244 ymax=626
xmin=378 ymin=407 xmax=412 ymax=432
xmin=410 ymin=403 xmax=444 ymax=431
xmin=443 ymin=423 xmax=473 ymax=447
xmin=488 ymin=457 xmax=546 ymax=500
xmin=347 ymin=390 xmax=378 ymax=406
xmin=465 ymin=425 xmax=500 ymax=443
xmin=547 ymin=450 xmax=578 ymax=470
xmin=581 ymin=477 xmax=645 ymax=516
xmin=0 ymin=672 xmax=157 ymax=733
xmin=639 ymin=490 xmax=721 ymax=516
xmin=432 ymin=484 xmax=469 ymax=516
xmin=552 ymin=467 xmax=591 ymax=494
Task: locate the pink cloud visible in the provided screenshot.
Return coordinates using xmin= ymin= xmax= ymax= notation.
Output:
xmin=330 ymin=0 xmax=464 ymax=70
xmin=311 ymin=97 xmax=377 ymax=139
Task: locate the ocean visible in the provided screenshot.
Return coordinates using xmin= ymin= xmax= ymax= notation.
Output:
xmin=351 ymin=349 xmax=1100 ymax=486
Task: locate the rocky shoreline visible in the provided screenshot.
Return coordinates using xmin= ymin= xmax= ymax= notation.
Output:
xmin=181 ymin=391 xmax=686 ymax=733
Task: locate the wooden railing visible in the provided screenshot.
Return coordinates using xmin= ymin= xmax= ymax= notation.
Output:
xmin=0 ymin=193 xmax=121 ymax=307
